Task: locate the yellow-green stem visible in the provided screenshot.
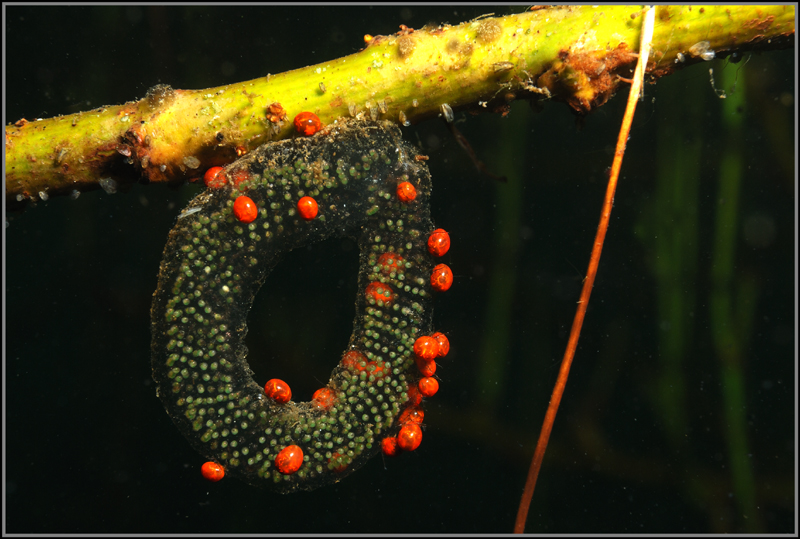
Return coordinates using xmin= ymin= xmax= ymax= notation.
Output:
xmin=4 ymin=5 xmax=793 ymax=210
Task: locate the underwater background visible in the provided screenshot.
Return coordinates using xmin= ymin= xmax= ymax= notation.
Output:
xmin=4 ymin=5 xmax=795 ymax=534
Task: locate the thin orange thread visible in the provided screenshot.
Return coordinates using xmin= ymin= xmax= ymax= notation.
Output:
xmin=514 ymin=6 xmax=656 ymax=533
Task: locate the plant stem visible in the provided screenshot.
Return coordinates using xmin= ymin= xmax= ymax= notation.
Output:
xmin=710 ymin=62 xmax=762 ymax=532
xmin=5 ymin=5 xmax=794 ymax=210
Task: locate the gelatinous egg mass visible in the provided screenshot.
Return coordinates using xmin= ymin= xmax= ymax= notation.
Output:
xmin=151 ymin=119 xmax=441 ymax=493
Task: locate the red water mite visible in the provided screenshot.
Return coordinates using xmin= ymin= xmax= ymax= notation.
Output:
xmin=427 ymin=228 xmax=450 ymax=257
xmin=381 ymin=436 xmax=400 ymax=457
xmin=264 ymin=378 xmax=291 ymax=403
xmin=414 ymin=336 xmax=439 ymax=360
xmin=398 ymin=405 xmax=425 ymax=425
xmin=377 ymin=252 xmax=405 ymax=275
xmin=397 ymin=423 xmax=422 ymax=451
xmin=233 ymin=169 xmax=251 ymax=191
xmin=201 ymin=461 xmax=225 ymax=482
xmin=294 ymin=112 xmax=323 ymax=136
xmin=328 ymin=452 xmax=348 ymax=473
xmin=341 ymin=351 xmax=384 ymax=378
xmin=275 ymin=445 xmax=304 ymax=475
xmin=266 ymin=102 xmax=287 ymax=124
xmin=406 ymin=385 xmax=423 ymax=407
xmin=204 ymin=166 xmax=226 ymax=189
xmin=418 ymin=377 xmax=439 ymax=397
xmin=396 ymin=181 xmax=417 ymax=203
xmin=233 ymin=195 xmax=258 ymax=223
xmin=430 ymin=263 xmax=453 ymax=292
xmin=312 ymin=387 xmax=336 ymax=410
xmin=341 ymin=350 xmax=368 ymax=372
xmin=297 ymin=196 xmax=319 ymax=220
xmin=366 ymin=360 xmax=386 ymax=378
xmin=432 ymin=331 xmax=450 ymax=357
xmin=415 ymin=355 xmax=436 ymax=377
xmin=365 ymin=281 xmax=395 ymax=306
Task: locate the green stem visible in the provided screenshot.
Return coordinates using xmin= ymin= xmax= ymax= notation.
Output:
xmin=651 ymin=71 xmax=702 ymax=450
xmin=476 ymin=106 xmax=528 ymax=413
xmin=709 ymin=62 xmax=762 ymax=533
xmin=5 ymin=5 xmax=794 ymax=210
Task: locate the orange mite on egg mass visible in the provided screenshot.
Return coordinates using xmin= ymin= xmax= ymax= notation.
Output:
xmin=396 ymin=181 xmax=417 ymax=202
xmin=381 ymin=436 xmax=400 ymax=457
xmin=432 ymin=332 xmax=450 ymax=357
xmin=264 ymin=378 xmax=291 ymax=403
xmin=275 ymin=445 xmax=304 ymax=475
xmin=430 ymin=263 xmax=453 ymax=292
xmin=365 ymin=281 xmax=395 ymax=306
xmin=312 ymin=387 xmax=336 ymax=410
xmin=297 ymin=196 xmax=319 ymax=220
xmin=414 ymin=336 xmax=439 ymax=360
xmin=203 ymin=166 xmax=226 ymax=189
xmin=233 ymin=195 xmax=258 ymax=223
xmin=418 ymin=377 xmax=439 ymax=397
xmin=427 ymin=229 xmax=450 ymax=257
xmin=294 ymin=112 xmax=323 ymax=136
xmin=397 ymin=423 xmax=422 ymax=451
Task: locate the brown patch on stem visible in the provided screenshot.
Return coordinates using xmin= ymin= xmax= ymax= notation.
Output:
xmin=537 ymin=43 xmax=638 ymax=115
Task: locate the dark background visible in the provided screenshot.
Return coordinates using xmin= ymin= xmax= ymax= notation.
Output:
xmin=4 ymin=6 xmax=795 ymax=534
